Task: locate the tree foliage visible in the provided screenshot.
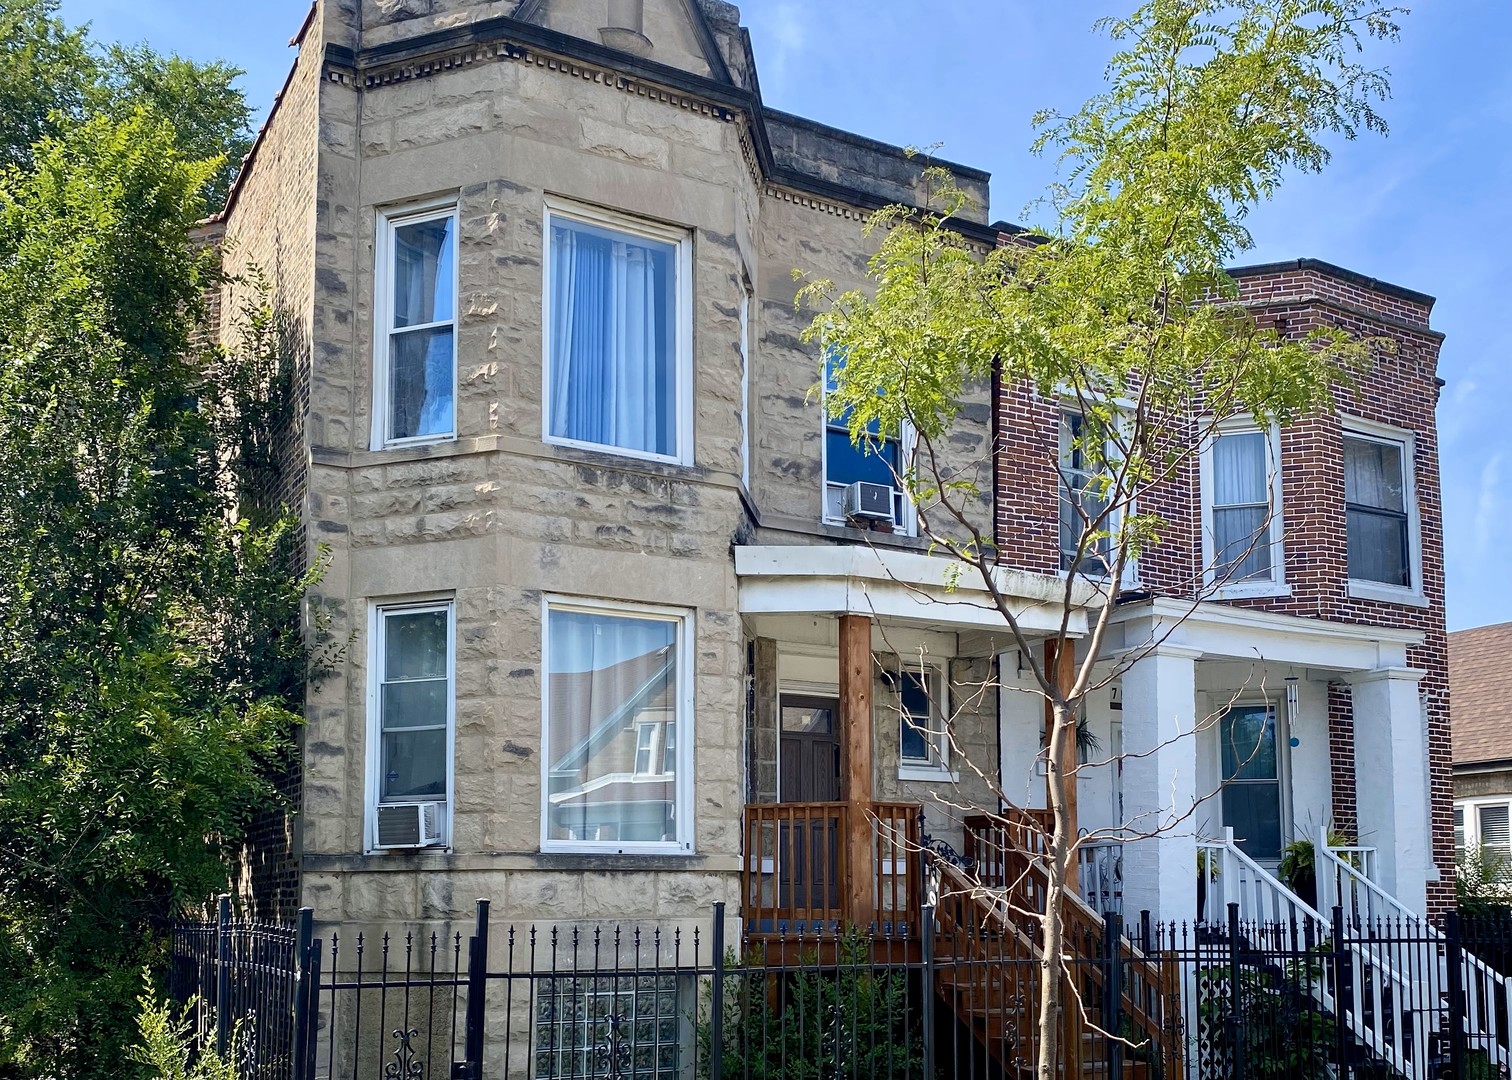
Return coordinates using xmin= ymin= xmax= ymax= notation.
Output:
xmin=799 ymin=2 xmax=1403 ymax=1076
xmin=0 ymin=0 xmax=253 ymax=211
xmin=0 ymin=9 xmax=303 ymax=1076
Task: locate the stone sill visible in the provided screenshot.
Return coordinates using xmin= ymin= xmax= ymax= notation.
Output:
xmin=304 ymin=852 xmax=742 ymax=874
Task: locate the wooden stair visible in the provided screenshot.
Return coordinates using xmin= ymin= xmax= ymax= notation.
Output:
xmin=930 ymin=809 xmax=1183 ymax=1078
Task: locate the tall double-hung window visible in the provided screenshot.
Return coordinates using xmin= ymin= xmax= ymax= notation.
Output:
xmin=1203 ymin=421 xmax=1283 ymax=592
xmin=1344 ymin=426 xmax=1420 ymax=600
xmin=1059 ymin=410 xmax=1113 ymax=574
xmin=542 ymin=599 xmax=693 ymax=854
xmin=544 ymin=202 xmax=692 ymax=464
xmin=375 ymin=202 xmax=458 ymax=446
xmin=822 ymin=351 xmax=910 ymax=530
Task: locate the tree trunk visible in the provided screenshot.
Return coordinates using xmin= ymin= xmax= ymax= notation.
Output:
xmin=1037 ymin=700 xmax=1078 ymax=1080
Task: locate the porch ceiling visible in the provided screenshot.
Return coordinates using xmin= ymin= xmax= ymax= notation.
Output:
xmin=1109 ymin=596 xmax=1425 ymax=672
xmin=734 ymin=545 xmax=1090 ymax=637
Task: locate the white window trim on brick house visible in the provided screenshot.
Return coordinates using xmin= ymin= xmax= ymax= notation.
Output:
xmin=540 ymin=197 xmax=695 ymax=467
xmin=539 ymin=595 xmax=696 ymax=856
xmin=371 ymin=197 xmax=461 ymax=451
xmin=1341 ymin=416 xmax=1427 ymax=608
xmin=1055 ymin=400 xmax=1142 ymax=587
xmin=1199 ymin=415 xmax=1289 ymax=600
xmin=365 ymin=598 xmax=457 ymax=854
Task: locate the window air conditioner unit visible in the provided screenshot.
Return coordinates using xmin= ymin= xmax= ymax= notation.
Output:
xmin=375 ymin=802 xmax=445 ymax=849
xmin=843 ymin=481 xmax=895 ymax=521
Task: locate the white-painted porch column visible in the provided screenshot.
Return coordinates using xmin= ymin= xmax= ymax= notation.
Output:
xmin=1118 ymin=645 xmax=1203 ymax=924
xmin=1349 ymin=666 xmax=1430 ymax=915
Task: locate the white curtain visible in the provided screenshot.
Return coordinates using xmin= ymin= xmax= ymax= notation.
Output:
xmin=549 ymin=220 xmax=672 ymax=456
xmin=1344 ymin=439 xmax=1403 ymax=511
xmin=1212 ymin=432 xmax=1270 ymax=578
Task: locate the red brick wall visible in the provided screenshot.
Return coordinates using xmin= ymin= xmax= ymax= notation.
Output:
xmin=992 ymin=256 xmax=1453 ymax=914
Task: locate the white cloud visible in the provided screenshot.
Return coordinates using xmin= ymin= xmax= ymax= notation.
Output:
xmin=1471 ymin=451 xmax=1506 ymax=563
xmin=759 ymin=2 xmax=807 ymax=92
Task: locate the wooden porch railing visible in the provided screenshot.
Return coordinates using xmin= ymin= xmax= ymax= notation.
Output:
xmin=949 ymin=812 xmax=1182 ymax=1076
xmin=742 ymin=801 xmax=922 ymax=937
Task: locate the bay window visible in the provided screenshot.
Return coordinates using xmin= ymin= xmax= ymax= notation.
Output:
xmin=544 ymin=201 xmax=692 ymax=464
xmin=542 ymin=599 xmax=693 ymax=854
xmin=374 ymin=202 xmax=458 ymax=447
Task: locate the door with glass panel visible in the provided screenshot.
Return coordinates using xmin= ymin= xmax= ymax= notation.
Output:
xmin=778 ymin=696 xmax=842 ymax=918
xmin=1218 ymin=703 xmax=1286 ymax=864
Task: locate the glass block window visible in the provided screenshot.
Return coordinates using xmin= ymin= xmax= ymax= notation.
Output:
xmin=535 ymin=975 xmax=686 ymax=1080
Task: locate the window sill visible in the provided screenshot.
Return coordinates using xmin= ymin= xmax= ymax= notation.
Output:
xmin=318 ymin=434 xmax=499 ymax=468
xmin=544 ymin=434 xmax=690 ymax=469
xmin=1347 ymin=581 xmax=1429 ymax=608
xmin=539 ymin=842 xmax=696 ymax=858
xmin=821 ymin=517 xmax=918 ymax=540
xmin=1211 ymin=582 xmax=1291 ymax=601
xmin=898 ymin=765 xmax=959 ymax=784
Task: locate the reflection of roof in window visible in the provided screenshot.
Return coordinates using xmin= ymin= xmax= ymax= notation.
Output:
xmin=549 ymin=648 xmax=674 ymax=775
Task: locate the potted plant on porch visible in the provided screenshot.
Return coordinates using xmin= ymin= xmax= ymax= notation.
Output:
xmin=1277 ymin=827 xmax=1356 ymax=911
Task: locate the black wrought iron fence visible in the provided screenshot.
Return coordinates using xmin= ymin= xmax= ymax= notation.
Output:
xmin=168 ymin=898 xmax=1511 ymax=1080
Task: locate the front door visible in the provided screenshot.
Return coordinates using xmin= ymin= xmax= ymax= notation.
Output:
xmin=780 ymin=695 xmax=841 ymax=802
xmin=1219 ymin=703 xmax=1284 ymax=863
xmin=778 ymin=695 xmax=842 ymax=919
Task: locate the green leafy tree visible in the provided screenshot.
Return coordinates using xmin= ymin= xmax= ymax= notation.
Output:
xmin=0 ymin=0 xmax=253 ymax=211
xmin=0 ymin=108 xmax=314 ymax=1077
xmin=800 ymin=2 xmax=1402 ymax=1075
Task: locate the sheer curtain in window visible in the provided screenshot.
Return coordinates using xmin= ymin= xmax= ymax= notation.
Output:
xmin=548 ymin=219 xmax=675 ymax=457
xmin=1344 ymin=437 xmax=1410 ymax=585
xmin=1212 ymin=431 xmax=1271 ymax=580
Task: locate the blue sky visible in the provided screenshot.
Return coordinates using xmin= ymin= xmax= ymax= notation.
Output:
xmin=59 ymin=1 xmax=1510 ymax=631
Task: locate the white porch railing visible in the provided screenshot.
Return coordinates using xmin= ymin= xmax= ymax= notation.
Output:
xmin=1200 ymin=828 xmax=1430 ymax=1079
xmin=1318 ymin=827 xmax=1512 ymax=1072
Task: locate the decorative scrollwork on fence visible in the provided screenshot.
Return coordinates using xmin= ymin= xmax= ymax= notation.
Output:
xmin=594 ymin=1013 xmax=633 ymax=1080
xmin=920 ymin=833 xmax=975 ymax=872
xmin=385 ymin=1027 xmax=423 ymax=1080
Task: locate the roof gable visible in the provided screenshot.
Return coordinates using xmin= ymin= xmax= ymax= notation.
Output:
xmin=514 ymin=0 xmax=733 ymax=83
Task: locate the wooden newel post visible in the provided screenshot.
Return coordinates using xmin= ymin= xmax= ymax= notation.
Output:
xmin=838 ymin=613 xmax=875 ymax=930
xmin=1044 ymin=640 xmax=1078 ymax=839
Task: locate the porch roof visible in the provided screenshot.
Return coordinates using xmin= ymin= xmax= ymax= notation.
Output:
xmin=734 ymin=545 xmax=1090 ymax=636
xmin=1109 ymin=596 xmax=1425 ymax=671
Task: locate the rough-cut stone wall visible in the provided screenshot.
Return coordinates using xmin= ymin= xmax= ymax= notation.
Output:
xmin=297 ymin=28 xmax=761 ymax=936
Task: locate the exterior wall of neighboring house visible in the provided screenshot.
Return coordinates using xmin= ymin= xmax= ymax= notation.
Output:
xmin=212 ymin=3 xmax=325 ymax=919
xmin=993 ymin=253 xmax=1452 ymax=917
xmin=1450 ymin=623 xmax=1512 ymax=875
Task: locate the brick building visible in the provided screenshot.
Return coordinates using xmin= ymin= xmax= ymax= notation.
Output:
xmin=211 ymin=0 xmax=1450 ymax=966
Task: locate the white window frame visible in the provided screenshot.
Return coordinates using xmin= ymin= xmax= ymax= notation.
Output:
xmin=371 ymin=198 xmax=460 ymax=451
xmin=1057 ymin=404 xmax=1141 ymax=585
xmin=1342 ymin=417 xmax=1425 ymax=607
xmin=1458 ymin=797 xmax=1512 ymax=865
xmin=540 ymin=198 xmax=695 ymax=467
xmin=895 ymin=661 xmax=956 ymax=782
xmin=1200 ymin=416 xmax=1288 ymax=599
xmin=819 ymin=367 xmax=917 ymax=536
xmin=539 ymin=595 xmax=696 ymax=856
xmin=365 ymin=598 xmax=457 ymax=854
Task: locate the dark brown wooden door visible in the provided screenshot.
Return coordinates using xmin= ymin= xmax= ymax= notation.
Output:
xmin=779 ymin=695 xmax=841 ymax=802
xmin=778 ymin=695 xmax=841 ymax=921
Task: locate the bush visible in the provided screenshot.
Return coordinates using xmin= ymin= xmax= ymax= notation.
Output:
xmin=131 ymin=988 xmax=242 ymax=1080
